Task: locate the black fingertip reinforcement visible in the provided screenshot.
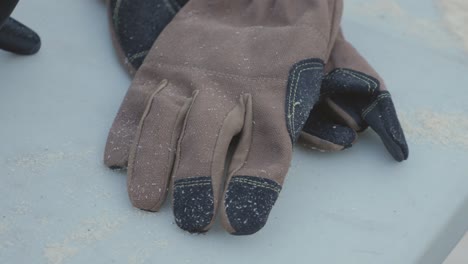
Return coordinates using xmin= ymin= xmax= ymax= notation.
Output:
xmin=285 ymin=58 xmax=324 ymax=143
xmin=363 ymin=91 xmax=409 ymax=162
xmin=0 ymin=18 xmax=41 ymax=55
xmin=173 ymin=177 xmax=214 ymax=233
xmin=225 ymin=176 xmax=281 ymax=236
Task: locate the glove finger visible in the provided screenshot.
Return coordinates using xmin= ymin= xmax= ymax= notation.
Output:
xmin=220 ymin=95 xmax=294 ymax=236
xmin=108 ymin=0 xmax=186 ymax=75
xmin=104 ymin=0 xmax=189 ymax=168
xmin=322 ymin=29 xmax=408 ymax=161
xmin=326 ymin=92 xmax=409 ymax=161
xmin=215 ymin=59 xmax=325 ymax=235
xmin=127 ymin=81 xmax=193 ymax=211
xmin=300 ymin=102 xmax=357 ymax=151
xmin=362 ymin=91 xmax=409 ymax=161
xmin=326 ymin=87 xmax=408 ymax=161
xmin=0 ymin=17 xmax=41 ymax=55
xmin=171 ymin=93 xmax=249 ymax=233
xmin=104 ymin=78 xmax=168 ymax=168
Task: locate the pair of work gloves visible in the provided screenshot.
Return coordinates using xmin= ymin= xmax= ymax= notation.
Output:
xmin=0 ymin=0 xmax=40 ymax=55
xmin=104 ymin=0 xmax=408 ymax=235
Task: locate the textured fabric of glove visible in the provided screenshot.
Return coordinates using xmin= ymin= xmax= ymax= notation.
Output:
xmin=301 ymin=29 xmax=408 ymax=161
xmin=0 ymin=17 xmax=41 ymax=55
xmin=105 ymin=0 xmax=343 ymax=235
xmin=108 ymin=0 xmax=188 ymax=75
xmin=104 ymin=0 xmax=187 ymax=167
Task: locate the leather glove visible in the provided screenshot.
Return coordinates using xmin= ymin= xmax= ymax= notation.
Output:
xmin=0 ymin=0 xmax=41 ymax=55
xmin=105 ymin=0 xmax=343 ymax=235
xmin=106 ymin=0 xmax=408 ymax=162
xmin=301 ymin=29 xmax=409 ymax=161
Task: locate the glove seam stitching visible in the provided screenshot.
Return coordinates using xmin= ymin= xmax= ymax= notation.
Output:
xmin=227 ymin=117 xmax=255 ymax=182
xmin=323 ymin=69 xmax=379 ymax=95
xmin=287 ymin=61 xmax=323 ymax=131
xmin=174 ymin=182 xmax=211 ymax=188
xmin=362 ymin=93 xmax=391 ymax=118
xmin=112 ymin=0 xmax=123 ymax=33
xmin=231 ymin=178 xmax=281 ymax=193
xmin=286 ymin=60 xmax=324 ymax=141
xmin=173 ymin=91 xmax=201 ymax=182
xmin=128 ymin=50 xmax=149 ymax=63
xmin=337 ymin=69 xmax=378 ymax=93
xmin=128 ymin=81 xmax=168 ymax=181
xmin=289 ymin=65 xmax=323 ymax=136
xmin=208 ymin=102 xmax=245 ymax=194
xmin=175 ymin=179 xmax=211 ymax=185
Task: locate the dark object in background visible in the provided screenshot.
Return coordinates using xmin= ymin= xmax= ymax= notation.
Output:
xmin=0 ymin=0 xmax=40 ymax=55
xmin=108 ymin=0 xmax=188 ymax=75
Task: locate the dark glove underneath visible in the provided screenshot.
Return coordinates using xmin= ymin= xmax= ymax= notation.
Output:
xmin=0 ymin=0 xmax=41 ymax=55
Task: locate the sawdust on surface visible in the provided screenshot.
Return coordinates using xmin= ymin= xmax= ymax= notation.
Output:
xmin=43 ymin=215 xmax=125 ymax=264
xmin=127 ymin=240 xmax=170 ymax=264
xmin=68 ymin=217 xmax=123 ymax=243
xmin=438 ymin=0 xmax=468 ymax=53
xmin=399 ymin=110 xmax=468 ymax=149
xmin=44 ymin=244 xmax=79 ymax=264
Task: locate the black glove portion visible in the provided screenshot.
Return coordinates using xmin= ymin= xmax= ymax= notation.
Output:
xmin=108 ymin=0 xmax=188 ymax=75
xmin=300 ymin=30 xmax=409 ymax=162
xmin=0 ymin=0 xmax=41 ymax=55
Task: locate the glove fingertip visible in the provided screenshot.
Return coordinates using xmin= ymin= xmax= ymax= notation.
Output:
xmin=384 ymin=137 xmax=409 ymax=162
xmin=0 ymin=17 xmax=41 ymax=55
xmin=363 ymin=91 xmax=409 ymax=162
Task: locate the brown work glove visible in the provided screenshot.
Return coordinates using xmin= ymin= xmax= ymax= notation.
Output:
xmin=106 ymin=1 xmax=408 ymax=163
xmin=301 ymin=29 xmax=408 ymax=161
xmin=105 ymin=0 xmax=343 ymax=235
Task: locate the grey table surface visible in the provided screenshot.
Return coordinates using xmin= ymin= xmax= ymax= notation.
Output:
xmin=1 ymin=1 xmax=467 ymax=264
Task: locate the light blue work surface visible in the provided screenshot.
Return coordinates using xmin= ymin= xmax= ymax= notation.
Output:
xmin=1 ymin=1 xmax=467 ymax=264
